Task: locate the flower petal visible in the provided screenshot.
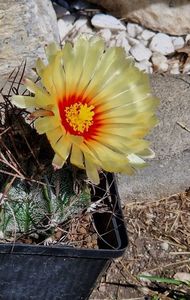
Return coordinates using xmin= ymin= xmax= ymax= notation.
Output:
xmin=52 ymin=153 xmax=65 ymax=169
xmin=84 ymin=156 xmax=100 ymax=185
xmin=45 ymin=43 xmax=61 ymax=63
xmin=127 ymin=153 xmax=147 ymax=168
xmin=53 ymin=135 xmax=72 ymax=162
xmin=70 ymin=144 xmax=84 ymax=169
xmin=75 ymin=37 xmax=105 ymax=95
xmin=36 ymin=58 xmax=46 ymax=77
xmin=35 ymin=116 xmax=60 ymax=134
xmin=12 ymin=95 xmax=35 ymax=108
xmin=52 ymin=53 xmax=65 ymax=99
xmin=46 ymin=126 xmax=65 ymax=147
xmin=24 ymin=79 xmax=54 ymax=107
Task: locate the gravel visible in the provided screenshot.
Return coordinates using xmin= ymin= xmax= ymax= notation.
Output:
xmin=54 ymin=2 xmax=190 ymax=74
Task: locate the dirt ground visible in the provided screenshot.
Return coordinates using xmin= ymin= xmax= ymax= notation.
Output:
xmin=90 ymin=188 xmax=190 ymax=300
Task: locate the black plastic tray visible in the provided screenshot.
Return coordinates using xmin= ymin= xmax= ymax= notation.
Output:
xmin=0 ymin=173 xmax=128 ymax=300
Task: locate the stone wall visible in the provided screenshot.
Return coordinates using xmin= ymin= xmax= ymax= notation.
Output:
xmin=0 ymin=0 xmax=59 ymax=78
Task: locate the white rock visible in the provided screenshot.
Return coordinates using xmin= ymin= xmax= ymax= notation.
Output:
xmin=127 ymin=36 xmax=140 ymax=46
xmin=109 ymin=39 xmax=116 ymax=47
xmin=130 ymin=43 xmax=152 ymax=61
xmin=116 ymin=35 xmax=131 ymax=54
xmin=74 ymin=16 xmax=88 ymax=31
xmin=126 ymin=22 xmax=143 ymax=38
xmin=172 ymin=37 xmax=185 ymax=50
xmin=58 ymin=16 xmax=75 ymax=41
xmin=135 ymin=59 xmax=152 ymax=73
xmin=170 ymin=61 xmax=180 ymax=74
xmin=150 ymin=33 xmax=174 ymax=55
xmin=80 ymin=24 xmax=93 ymax=34
xmin=151 ymin=52 xmax=168 ymax=72
xmin=116 ymin=31 xmax=127 ymax=39
xmin=185 ymin=34 xmax=190 ymax=42
xmin=160 ymin=241 xmax=169 ymax=251
xmin=137 ymin=37 xmax=149 ymax=47
xmin=99 ymin=28 xmax=112 ymax=42
xmin=91 ymin=14 xmax=126 ymax=31
xmin=141 ymin=29 xmax=155 ymax=41
xmin=183 ymin=62 xmax=190 ymax=74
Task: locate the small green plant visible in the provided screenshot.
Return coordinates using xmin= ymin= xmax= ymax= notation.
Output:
xmin=0 ymin=168 xmax=91 ymax=238
xmin=139 ymin=274 xmax=190 ymax=300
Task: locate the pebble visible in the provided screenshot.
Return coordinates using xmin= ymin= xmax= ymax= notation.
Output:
xmin=170 ymin=61 xmax=180 ymax=74
xmin=74 ymin=16 xmax=88 ymax=31
xmin=183 ymin=61 xmax=190 ymax=73
xmin=185 ymin=34 xmax=190 ymax=42
xmin=150 ymin=33 xmax=175 ymax=55
xmin=130 ymin=43 xmax=152 ymax=61
xmin=141 ymin=29 xmax=156 ymax=41
xmin=57 ymin=15 xmax=75 ymax=40
xmin=138 ymin=38 xmax=149 ymax=47
xmin=172 ymin=36 xmax=185 ymax=50
xmin=91 ymin=14 xmax=126 ymax=31
xmin=78 ymin=24 xmax=93 ymax=35
xmin=151 ymin=52 xmax=168 ymax=72
xmin=116 ymin=34 xmax=131 ymax=54
xmin=99 ymin=28 xmax=112 ymax=42
xmin=135 ymin=60 xmax=153 ymax=73
xmin=127 ymin=36 xmax=140 ymax=46
xmin=126 ymin=22 xmax=143 ymax=38
xmin=160 ymin=241 xmax=169 ymax=251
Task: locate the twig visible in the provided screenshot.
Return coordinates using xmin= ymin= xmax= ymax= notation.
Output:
xmin=146 ymin=259 xmax=190 ymax=273
xmin=170 ymin=252 xmax=190 ymax=255
xmin=176 ymin=121 xmax=190 ymax=133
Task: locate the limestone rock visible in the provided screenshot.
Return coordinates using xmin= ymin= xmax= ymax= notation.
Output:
xmin=130 ymin=43 xmax=152 ymax=62
xmin=170 ymin=61 xmax=180 ymax=74
xmin=151 ymin=52 xmax=168 ymax=72
xmin=115 ymin=34 xmax=131 ymax=54
xmin=126 ymin=22 xmax=143 ymax=38
xmin=0 ymin=0 xmax=59 ymax=77
xmin=183 ymin=61 xmax=190 ymax=74
xmin=186 ymin=34 xmax=190 ymax=42
xmin=127 ymin=37 xmax=140 ymax=46
xmin=150 ymin=33 xmax=174 ymax=55
xmin=135 ymin=60 xmax=152 ymax=73
xmin=99 ymin=29 xmax=112 ymax=42
xmin=141 ymin=29 xmax=155 ymax=41
xmin=172 ymin=37 xmax=185 ymax=50
xmin=88 ymin=0 xmax=190 ymax=35
xmin=91 ymin=14 xmax=125 ymax=31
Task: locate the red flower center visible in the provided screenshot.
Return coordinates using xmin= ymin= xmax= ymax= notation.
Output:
xmin=58 ymin=94 xmax=102 ymax=140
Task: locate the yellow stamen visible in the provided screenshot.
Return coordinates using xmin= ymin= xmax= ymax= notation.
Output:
xmin=65 ymin=102 xmax=94 ymax=133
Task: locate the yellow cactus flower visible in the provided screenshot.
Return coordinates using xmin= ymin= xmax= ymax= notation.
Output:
xmin=12 ymin=37 xmax=158 ymax=184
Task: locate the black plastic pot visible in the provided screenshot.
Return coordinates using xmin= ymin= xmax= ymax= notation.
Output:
xmin=0 ymin=173 xmax=128 ymax=300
